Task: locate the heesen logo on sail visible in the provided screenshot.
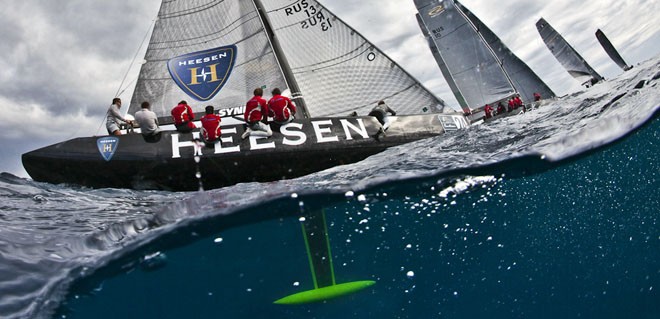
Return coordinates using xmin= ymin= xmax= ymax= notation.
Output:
xmin=167 ymin=45 xmax=237 ymax=101
xmin=428 ymin=5 xmax=446 ymax=18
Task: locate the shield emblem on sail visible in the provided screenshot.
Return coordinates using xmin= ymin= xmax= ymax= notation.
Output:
xmin=167 ymin=45 xmax=237 ymax=101
xmin=97 ymin=137 xmax=119 ymax=162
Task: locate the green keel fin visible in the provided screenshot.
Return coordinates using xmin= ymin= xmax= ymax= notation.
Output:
xmin=275 ymin=210 xmax=375 ymax=305
xmin=274 ymin=280 xmax=376 ymax=305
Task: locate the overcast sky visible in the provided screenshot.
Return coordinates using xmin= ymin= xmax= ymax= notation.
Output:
xmin=0 ymin=0 xmax=658 ymax=178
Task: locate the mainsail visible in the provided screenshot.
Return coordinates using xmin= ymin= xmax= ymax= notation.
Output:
xmin=536 ymin=18 xmax=604 ymax=86
xmin=596 ymin=29 xmax=633 ymax=71
xmin=414 ymin=0 xmax=516 ymax=112
xmin=129 ymin=0 xmax=447 ymax=120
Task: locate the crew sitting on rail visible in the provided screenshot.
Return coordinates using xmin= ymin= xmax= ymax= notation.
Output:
xmin=171 ymin=100 xmax=196 ymax=133
xmin=200 ymin=105 xmax=222 ymax=145
xmin=106 ymin=98 xmax=133 ymax=136
xmin=242 ymin=88 xmax=273 ymax=139
xmin=514 ymin=96 xmax=525 ymax=112
xmin=267 ymin=88 xmax=297 ymax=125
xmin=497 ymin=102 xmax=506 ymax=115
xmin=134 ymin=101 xmax=161 ymax=137
xmin=484 ymin=104 xmax=494 ymax=119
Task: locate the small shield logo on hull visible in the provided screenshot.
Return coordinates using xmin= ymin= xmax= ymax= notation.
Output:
xmin=97 ymin=137 xmax=119 ymax=161
xmin=167 ymin=45 xmax=237 ymax=101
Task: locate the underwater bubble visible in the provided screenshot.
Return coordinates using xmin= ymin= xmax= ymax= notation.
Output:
xmin=407 ymin=271 xmax=415 ymax=278
xmin=213 ymin=237 xmax=223 ymax=243
xmin=293 ymin=282 xmax=300 ymax=287
xmin=194 ymin=156 xmax=201 ymax=163
xmin=345 ymin=191 xmax=355 ymax=197
xmin=290 ymin=193 xmax=298 ymax=199
xmin=298 ymin=217 xmax=306 ymax=222
xmin=357 ymin=194 xmax=367 ymax=202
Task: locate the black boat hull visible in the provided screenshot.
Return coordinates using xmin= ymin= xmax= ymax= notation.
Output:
xmin=22 ymin=114 xmax=466 ymax=191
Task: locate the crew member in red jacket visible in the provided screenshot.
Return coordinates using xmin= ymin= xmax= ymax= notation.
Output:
xmin=267 ymin=88 xmax=297 ymax=125
xmin=508 ymin=98 xmax=515 ymax=112
xmin=171 ymin=100 xmax=196 ymax=133
xmin=514 ymin=96 xmax=524 ymax=112
xmin=484 ymin=104 xmax=494 ymax=119
xmin=242 ymin=88 xmax=272 ymax=139
xmin=200 ymin=105 xmax=221 ymax=144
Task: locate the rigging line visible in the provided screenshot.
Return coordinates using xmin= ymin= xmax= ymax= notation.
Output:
xmin=114 ymin=17 xmax=157 ymax=98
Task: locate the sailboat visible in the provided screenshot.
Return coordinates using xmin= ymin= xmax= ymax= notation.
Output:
xmin=413 ymin=0 xmax=555 ymax=115
xmin=536 ymin=18 xmax=604 ymax=87
xmin=596 ymin=29 xmax=633 ymax=71
xmin=21 ymin=0 xmax=468 ymax=191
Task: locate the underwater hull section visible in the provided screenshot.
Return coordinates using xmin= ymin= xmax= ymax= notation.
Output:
xmin=23 ymin=114 xmax=464 ymax=191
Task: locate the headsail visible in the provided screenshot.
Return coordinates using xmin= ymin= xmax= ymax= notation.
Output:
xmin=129 ymin=0 xmax=447 ymax=120
xmin=595 ymin=29 xmax=633 ymax=72
xmin=414 ymin=0 xmax=516 ymax=112
xmin=452 ymin=1 xmax=555 ymax=104
xmin=536 ymin=18 xmax=604 ymax=86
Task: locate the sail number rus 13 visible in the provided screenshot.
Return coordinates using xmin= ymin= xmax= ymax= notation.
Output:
xmin=284 ymin=0 xmax=333 ymax=32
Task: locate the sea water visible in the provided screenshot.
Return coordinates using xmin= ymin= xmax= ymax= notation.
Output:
xmin=1 ymin=57 xmax=658 ymax=319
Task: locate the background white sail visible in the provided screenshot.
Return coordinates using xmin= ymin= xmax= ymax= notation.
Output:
xmin=536 ymin=18 xmax=604 ymax=86
xmin=452 ymin=1 xmax=555 ymax=104
xmin=414 ymin=0 xmax=515 ymax=112
xmin=596 ymin=29 xmax=633 ymax=72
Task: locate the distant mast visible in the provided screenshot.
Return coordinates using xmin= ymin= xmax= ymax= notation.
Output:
xmin=595 ymin=29 xmax=633 ymax=71
xmin=536 ymin=18 xmax=604 ymax=87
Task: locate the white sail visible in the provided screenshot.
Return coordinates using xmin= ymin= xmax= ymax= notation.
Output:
xmin=452 ymin=1 xmax=555 ymax=104
xmin=536 ymin=18 xmax=604 ymax=86
xmin=414 ymin=0 xmax=516 ymax=112
xmin=596 ymin=29 xmax=633 ymax=72
xmin=129 ymin=0 xmax=447 ymax=120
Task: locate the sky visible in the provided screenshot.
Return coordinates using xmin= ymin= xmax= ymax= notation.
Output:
xmin=0 ymin=0 xmax=658 ymax=178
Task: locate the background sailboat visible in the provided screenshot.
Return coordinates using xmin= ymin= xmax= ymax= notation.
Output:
xmin=596 ymin=29 xmax=633 ymax=72
xmin=414 ymin=0 xmax=554 ymax=113
xmin=536 ymin=18 xmax=604 ymax=87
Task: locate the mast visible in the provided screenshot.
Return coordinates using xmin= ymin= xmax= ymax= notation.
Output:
xmin=252 ymin=0 xmax=310 ymax=118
